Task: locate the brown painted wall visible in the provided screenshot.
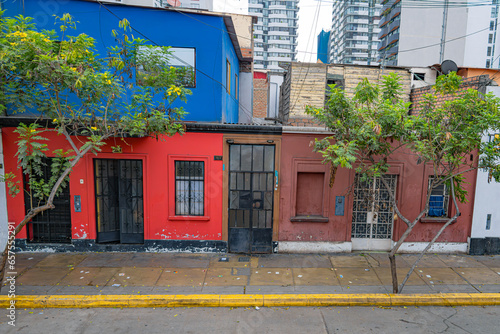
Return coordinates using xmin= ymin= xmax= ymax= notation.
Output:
xmin=279 ymin=133 xmax=477 ymax=243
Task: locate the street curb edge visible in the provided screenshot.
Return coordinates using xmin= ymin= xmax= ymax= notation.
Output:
xmin=1 ymin=293 xmax=500 ymax=308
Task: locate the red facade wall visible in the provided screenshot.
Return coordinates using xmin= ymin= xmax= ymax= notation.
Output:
xmin=279 ymin=133 xmax=476 ymax=244
xmin=2 ymin=128 xmax=224 ymax=241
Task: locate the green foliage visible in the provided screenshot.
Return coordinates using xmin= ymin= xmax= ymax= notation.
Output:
xmin=306 ymin=72 xmax=500 ymax=202
xmin=0 ymin=13 xmax=190 ymax=204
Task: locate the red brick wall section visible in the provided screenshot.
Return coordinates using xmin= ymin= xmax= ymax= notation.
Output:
xmin=410 ymin=75 xmax=490 ymax=115
xmin=253 ymin=73 xmax=269 ymax=118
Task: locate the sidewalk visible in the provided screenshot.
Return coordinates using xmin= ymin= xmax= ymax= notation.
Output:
xmin=0 ymin=253 xmax=500 ymax=308
xmin=1 ymin=252 xmax=499 ymax=307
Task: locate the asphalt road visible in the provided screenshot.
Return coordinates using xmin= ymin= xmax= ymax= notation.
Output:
xmin=1 ymin=306 xmax=498 ymax=333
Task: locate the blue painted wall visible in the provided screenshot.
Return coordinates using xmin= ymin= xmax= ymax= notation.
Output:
xmin=2 ymin=0 xmax=240 ymax=123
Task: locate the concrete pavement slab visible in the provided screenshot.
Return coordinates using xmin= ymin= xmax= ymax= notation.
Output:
xmin=48 ymin=286 xmax=105 ymax=295
xmin=401 ymin=254 xmax=448 ymax=267
xmin=208 ymin=254 xmax=242 ymax=268
xmin=245 ymin=285 xmax=295 ymax=294
xmin=474 ymin=255 xmax=500 ymax=267
xmin=0 ymin=285 xmax=53 ymax=295
xmin=34 ymin=253 xmax=87 ymax=268
xmin=437 ymin=254 xmax=487 ymax=268
xmin=106 ymin=267 xmax=162 ymax=287
xmin=59 ymin=267 xmax=119 ymax=287
xmin=292 ymin=268 xmax=339 ymax=286
xmin=156 ymin=268 xmax=207 ymax=287
xmin=151 ymin=286 xmax=202 ymax=294
xmin=11 ymin=252 xmax=49 ymax=268
xmin=474 ymin=284 xmax=500 ymax=293
xmin=290 ymin=255 xmax=332 ymax=268
xmin=200 ymin=286 xmax=245 ymax=294
xmin=335 ymin=268 xmax=383 ymax=286
xmin=293 ymin=285 xmax=343 ymax=293
xmin=17 ymin=267 xmax=71 ymax=286
xmin=163 ymin=254 xmax=211 ymax=268
xmin=339 ymin=285 xmax=389 ymax=293
xmin=249 ymin=267 xmax=293 ymax=286
xmin=395 ymin=285 xmax=435 ymax=294
xmin=204 ymin=268 xmax=247 ymax=286
xmin=451 ymin=267 xmax=500 ymax=285
xmin=124 ymin=253 xmax=171 ymax=267
xmin=416 ymin=267 xmax=467 ymax=285
xmin=77 ymin=253 xmax=134 ymax=267
xmin=364 ymin=253 xmax=410 ymax=268
xmin=2 ymin=266 xmax=28 ymax=285
xmin=429 ymin=284 xmax=480 ymax=293
xmin=96 ymin=286 xmax=154 ymax=295
xmin=330 ymin=255 xmax=371 ymax=268
xmin=254 ymin=254 xmax=294 ymax=268
xmin=372 ymin=267 xmax=428 ymax=286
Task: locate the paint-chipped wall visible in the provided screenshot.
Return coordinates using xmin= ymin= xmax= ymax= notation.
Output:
xmin=2 ymin=128 xmax=224 ymax=243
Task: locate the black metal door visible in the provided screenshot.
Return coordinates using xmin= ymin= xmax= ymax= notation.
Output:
xmin=24 ymin=158 xmax=72 ymax=244
xmin=95 ymin=159 xmax=144 ymax=244
xmin=228 ymin=144 xmax=275 ymax=253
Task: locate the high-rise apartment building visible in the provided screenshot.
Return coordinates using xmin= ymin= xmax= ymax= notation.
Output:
xmin=378 ymin=0 xmax=500 ymax=68
xmin=329 ymin=0 xmax=382 ymax=65
xmin=248 ymin=0 xmax=299 ymax=71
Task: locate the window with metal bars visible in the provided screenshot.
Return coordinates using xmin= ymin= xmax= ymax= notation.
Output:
xmin=175 ymin=161 xmax=204 ymax=216
xmin=24 ymin=157 xmax=72 ymax=243
xmin=427 ymin=176 xmax=450 ymax=217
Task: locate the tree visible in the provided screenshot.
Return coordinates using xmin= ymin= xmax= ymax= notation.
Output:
xmin=306 ymin=72 xmax=500 ymax=293
xmin=0 ymin=13 xmax=191 ymax=289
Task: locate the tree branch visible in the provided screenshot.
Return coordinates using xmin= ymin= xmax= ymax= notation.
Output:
xmin=398 ymin=177 xmax=460 ymax=293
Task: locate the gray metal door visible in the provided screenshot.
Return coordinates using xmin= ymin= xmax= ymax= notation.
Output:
xmin=228 ymin=144 xmax=275 ymax=253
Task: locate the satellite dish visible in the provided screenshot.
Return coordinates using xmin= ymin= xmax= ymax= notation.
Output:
xmin=441 ymin=60 xmax=458 ymax=75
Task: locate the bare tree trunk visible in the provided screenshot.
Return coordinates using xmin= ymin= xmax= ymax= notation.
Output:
xmin=379 ymin=175 xmax=432 ymax=293
xmin=389 ymin=254 xmax=398 ymax=293
xmin=0 ymin=144 xmax=93 ymax=291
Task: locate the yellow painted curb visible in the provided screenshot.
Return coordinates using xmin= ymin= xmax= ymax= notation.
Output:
xmin=0 ymin=293 xmax=499 ymax=308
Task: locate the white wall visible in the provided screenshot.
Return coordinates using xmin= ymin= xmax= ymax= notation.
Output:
xmin=398 ymin=7 xmax=468 ymax=67
xmin=0 ymin=129 xmax=9 ymax=250
xmin=267 ymin=73 xmax=284 ymax=119
xmin=238 ymin=71 xmax=253 ymax=123
xmin=470 ymin=86 xmax=500 ymax=239
xmin=463 ymin=6 xmax=493 ymax=68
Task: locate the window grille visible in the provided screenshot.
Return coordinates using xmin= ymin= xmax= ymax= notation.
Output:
xmin=175 ymin=161 xmax=204 ymax=216
xmin=428 ymin=176 xmax=450 ymax=217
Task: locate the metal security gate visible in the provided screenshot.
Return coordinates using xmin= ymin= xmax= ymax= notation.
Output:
xmin=94 ymin=159 xmax=144 ymax=244
xmin=228 ymin=144 xmax=275 ymax=253
xmin=351 ymin=174 xmax=397 ymax=251
xmin=25 ymin=158 xmax=72 ymax=243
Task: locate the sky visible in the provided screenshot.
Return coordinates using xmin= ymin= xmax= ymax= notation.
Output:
xmin=296 ymin=0 xmax=332 ymax=62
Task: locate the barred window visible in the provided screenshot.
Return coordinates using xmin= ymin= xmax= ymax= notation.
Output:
xmin=428 ymin=176 xmax=450 ymax=217
xmin=175 ymin=161 xmax=204 ymax=216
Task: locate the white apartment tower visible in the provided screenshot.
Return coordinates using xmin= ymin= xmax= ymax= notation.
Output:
xmin=378 ymin=0 xmax=500 ymax=68
xmin=329 ymin=0 xmax=382 ymax=65
xmin=248 ymin=0 xmax=299 ymax=71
